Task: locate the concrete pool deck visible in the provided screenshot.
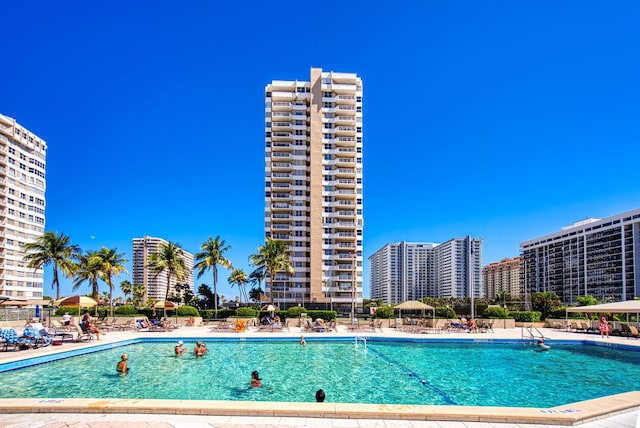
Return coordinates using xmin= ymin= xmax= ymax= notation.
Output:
xmin=1 ymin=325 xmax=639 ymax=427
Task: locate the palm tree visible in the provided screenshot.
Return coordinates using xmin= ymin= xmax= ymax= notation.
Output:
xmin=194 ymin=236 xmax=232 ymax=315
xmin=147 ymin=241 xmax=188 ymax=302
xmin=72 ymin=250 xmax=103 ymax=316
xmin=22 ymin=231 xmax=80 ymax=299
xmin=248 ymin=267 xmax=265 ymax=305
xmin=96 ymin=247 xmax=128 ymax=317
xmin=120 ymin=280 xmax=132 ymax=304
xmin=132 ymin=283 xmax=145 ymax=307
xmin=249 ymin=238 xmax=294 ymax=306
xmin=197 ymin=283 xmax=215 ymax=309
xmin=228 ymin=268 xmax=249 ymax=304
xmin=99 ymin=291 xmax=110 ymax=305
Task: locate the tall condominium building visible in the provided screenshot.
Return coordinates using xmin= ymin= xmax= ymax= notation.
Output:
xmin=369 ymin=237 xmax=483 ymax=304
xmin=520 ymin=208 xmax=640 ymax=306
xmin=369 ymin=242 xmax=436 ymax=304
xmin=482 ymin=257 xmax=521 ymax=299
xmin=132 ymin=237 xmax=194 ymax=302
xmin=0 ymin=114 xmax=46 ymax=300
xmin=264 ymin=68 xmax=363 ymax=314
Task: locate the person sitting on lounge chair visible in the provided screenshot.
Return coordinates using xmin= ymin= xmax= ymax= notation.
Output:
xmin=82 ymin=317 xmax=102 ymax=340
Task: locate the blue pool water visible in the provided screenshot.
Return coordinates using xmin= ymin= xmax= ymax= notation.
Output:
xmin=1 ymin=339 xmax=640 ymax=407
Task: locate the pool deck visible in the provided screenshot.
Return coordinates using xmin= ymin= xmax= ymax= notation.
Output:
xmin=1 ymin=325 xmax=639 ymax=427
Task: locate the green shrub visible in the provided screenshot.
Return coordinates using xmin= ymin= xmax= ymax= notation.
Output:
xmin=236 ymin=307 xmax=258 ymax=318
xmin=199 ymin=309 xmax=214 ymax=319
xmin=177 ymin=305 xmax=199 ymax=316
xmin=434 ymin=306 xmax=456 ymax=319
xmin=548 ymin=306 xmax=586 ymax=319
xmin=372 ymin=305 xmax=394 ymax=319
xmin=216 ymin=309 xmax=235 ymax=319
xmin=115 ymin=305 xmax=137 ymax=315
xmin=509 ymin=311 xmax=541 ymax=322
xmin=304 ymin=310 xmax=337 ymax=321
xmin=483 ymin=306 xmax=509 ymax=319
xmin=287 ymin=306 xmax=307 ymax=317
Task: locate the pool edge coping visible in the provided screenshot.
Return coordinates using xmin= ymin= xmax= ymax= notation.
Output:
xmin=0 ymin=392 xmax=639 ymax=426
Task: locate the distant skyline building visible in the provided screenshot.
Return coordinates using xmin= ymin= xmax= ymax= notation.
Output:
xmin=482 ymin=257 xmax=521 ymax=300
xmin=0 ymin=114 xmax=46 ymax=300
xmin=520 ymin=208 xmax=640 ymax=306
xmin=369 ymin=237 xmax=483 ymax=304
xmin=132 ymin=236 xmax=194 ymax=302
xmin=368 ymin=242 xmax=436 ymax=304
xmin=264 ymin=68 xmax=363 ymax=314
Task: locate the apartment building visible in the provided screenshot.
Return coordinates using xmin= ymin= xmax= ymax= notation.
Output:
xmin=264 ymin=68 xmax=363 ymax=315
xmin=132 ymin=236 xmax=194 ymax=302
xmin=368 ymin=242 xmax=436 ymax=304
xmin=482 ymin=257 xmax=521 ymax=299
xmin=369 ymin=237 xmax=483 ymax=304
xmin=0 ymin=114 xmax=46 ymax=300
xmin=520 ymin=208 xmax=640 ymax=305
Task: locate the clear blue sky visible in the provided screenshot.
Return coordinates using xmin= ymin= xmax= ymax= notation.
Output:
xmin=3 ymin=1 xmax=640 ymax=301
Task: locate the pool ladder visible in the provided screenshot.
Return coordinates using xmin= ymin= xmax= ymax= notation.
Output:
xmin=522 ymin=324 xmax=546 ymax=344
xmin=355 ymin=336 xmax=367 ymax=352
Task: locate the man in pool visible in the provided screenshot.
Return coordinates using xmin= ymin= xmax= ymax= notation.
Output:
xmin=315 ymin=388 xmax=325 ymax=402
xmin=537 ymin=338 xmax=550 ymax=350
xmin=175 ymin=340 xmax=187 ymax=355
xmin=117 ymin=354 xmax=129 ymax=373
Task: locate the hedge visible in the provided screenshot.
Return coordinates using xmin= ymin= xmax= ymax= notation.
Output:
xmin=509 ymin=311 xmax=541 ymax=322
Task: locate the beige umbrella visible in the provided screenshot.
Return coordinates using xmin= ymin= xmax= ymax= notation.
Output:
xmin=261 ymin=304 xmax=279 ymax=317
xmin=154 ymin=301 xmax=178 ymax=323
xmin=54 ymin=295 xmax=98 ymax=316
xmin=394 ymin=300 xmax=435 ymax=319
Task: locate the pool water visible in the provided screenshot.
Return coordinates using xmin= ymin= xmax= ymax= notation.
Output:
xmin=1 ymin=339 xmax=640 ymax=407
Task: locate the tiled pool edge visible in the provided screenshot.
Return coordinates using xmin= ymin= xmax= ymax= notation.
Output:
xmin=0 ymin=392 xmax=638 ymax=426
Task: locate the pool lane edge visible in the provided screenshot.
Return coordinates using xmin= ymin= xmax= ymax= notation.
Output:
xmin=1 ymin=391 xmax=639 ymax=426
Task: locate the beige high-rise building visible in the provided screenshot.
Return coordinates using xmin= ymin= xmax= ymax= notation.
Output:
xmin=264 ymin=68 xmax=363 ymax=315
xmin=132 ymin=236 xmax=194 ymax=302
xmin=0 ymin=114 xmax=46 ymax=300
xmin=482 ymin=257 xmax=521 ymax=300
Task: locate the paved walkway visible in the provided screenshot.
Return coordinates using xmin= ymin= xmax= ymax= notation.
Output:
xmin=0 ymin=409 xmax=637 ymax=427
xmin=1 ymin=324 xmax=639 ymax=427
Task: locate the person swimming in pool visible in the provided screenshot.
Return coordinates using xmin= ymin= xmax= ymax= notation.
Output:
xmin=117 ymin=353 xmax=129 ymax=373
xmin=251 ymin=370 xmax=262 ymax=387
xmin=537 ymin=338 xmax=550 ymax=351
xmin=175 ymin=340 xmax=188 ymax=355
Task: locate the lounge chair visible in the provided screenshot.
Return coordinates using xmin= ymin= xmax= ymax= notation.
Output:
xmin=113 ymin=319 xmax=134 ymax=331
xmin=208 ymin=322 xmax=235 ymax=332
xmin=49 ymin=320 xmax=75 ymax=341
xmin=27 ymin=323 xmax=53 ymax=347
xmin=73 ymin=323 xmax=95 ymax=342
xmin=622 ymin=324 xmax=640 ymax=339
xmin=0 ymin=329 xmax=22 ymax=351
xmin=20 ymin=326 xmax=48 ymax=348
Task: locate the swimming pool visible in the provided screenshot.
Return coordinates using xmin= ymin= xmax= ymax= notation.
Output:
xmin=1 ymin=338 xmax=639 ymax=408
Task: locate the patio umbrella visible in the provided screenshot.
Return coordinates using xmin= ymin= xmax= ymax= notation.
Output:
xmin=54 ymin=296 xmax=98 ymax=316
xmin=154 ymin=301 xmax=178 ymax=323
xmin=261 ymin=304 xmax=279 ymax=317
